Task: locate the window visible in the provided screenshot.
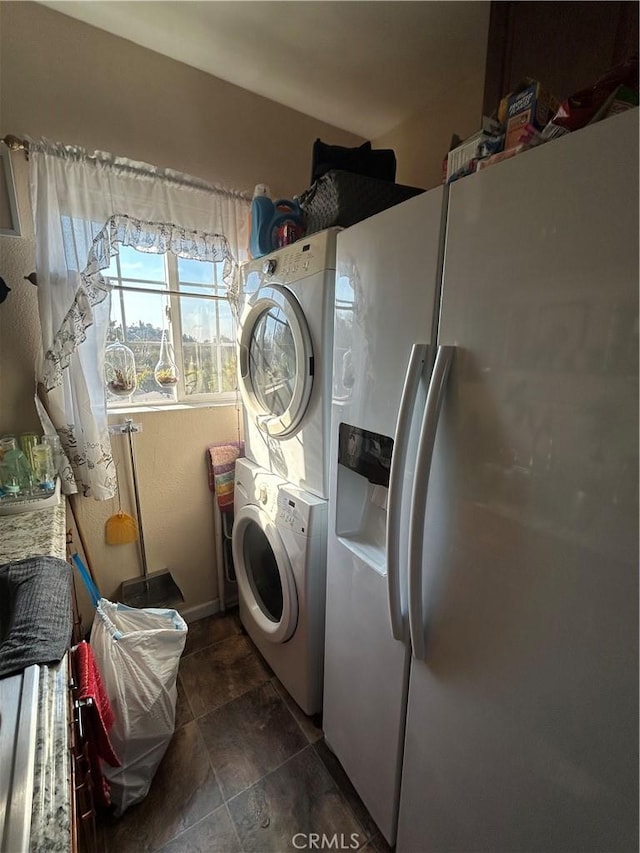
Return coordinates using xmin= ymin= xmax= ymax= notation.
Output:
xmin=105 ymin=245 xmax=237 ymax=407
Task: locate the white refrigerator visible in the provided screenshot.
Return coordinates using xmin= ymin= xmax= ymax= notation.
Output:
xmin=323 ymin=109 xmax=638 ymax=851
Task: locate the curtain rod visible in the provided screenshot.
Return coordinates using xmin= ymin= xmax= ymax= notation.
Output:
xmin=0 ymin=134 xmax=251 ymax=201
xmin=2 ymin=134 xmax=28 ymax=155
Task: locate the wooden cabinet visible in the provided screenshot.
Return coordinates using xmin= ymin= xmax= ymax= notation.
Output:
xmin=483 ymin=1 xmax=639 ymax=115
xmin=69 ymin=652 xmax=99 ymax=853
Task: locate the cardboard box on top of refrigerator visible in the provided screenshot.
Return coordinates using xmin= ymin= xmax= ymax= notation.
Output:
xmin=499 ymin=79 xmax=560 ymax=151
xmin=445 ymin=116 xmax=503 ymax=182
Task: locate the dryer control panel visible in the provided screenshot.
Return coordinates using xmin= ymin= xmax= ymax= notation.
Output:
xmin=242 ymin=227 xmax=340 ymax=293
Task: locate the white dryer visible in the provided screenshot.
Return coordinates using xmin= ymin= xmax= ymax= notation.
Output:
xmin=232 ymin=457 xmax=327 ymax=715
xmin=238 ymin=228 xmax=339 ymax=499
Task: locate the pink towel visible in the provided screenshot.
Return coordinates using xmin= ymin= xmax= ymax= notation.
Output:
xmin=206 ymin=441 xmax=244 ymax=512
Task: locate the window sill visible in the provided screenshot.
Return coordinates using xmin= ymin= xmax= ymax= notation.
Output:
xmin=108 ymin=398 xmax=238 ymax=416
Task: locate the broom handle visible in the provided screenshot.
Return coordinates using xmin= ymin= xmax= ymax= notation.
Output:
xmin=126 ymin=420 xmax=149 ymax=581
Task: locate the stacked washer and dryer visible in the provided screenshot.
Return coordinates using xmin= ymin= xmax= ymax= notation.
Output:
xmin=232 ymin=228 xmax=339 ymax=715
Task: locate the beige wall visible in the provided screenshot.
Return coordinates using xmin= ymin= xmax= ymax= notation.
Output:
xmin=0 ymin=1 xmax=363 ymax=617
xmin=0 ymin=151 xmax=41 ymax=434
xmin=0 ymin=2 xmax=364 ymax=199
xmin=371 ymin=3 xmax=488 ymax=190
xmin=73 ymin=405 xmax=241 ymax=606
xmin=372 ymin=68 xmax=487 ymax=191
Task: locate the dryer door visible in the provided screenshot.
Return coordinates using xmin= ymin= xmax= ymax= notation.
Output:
xmin=232 ymin=504 xmax=298 ymax=643
xmin=238 ymin=284 xmax=314 ymax=437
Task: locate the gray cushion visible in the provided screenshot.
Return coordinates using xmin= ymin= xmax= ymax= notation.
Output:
xmin=0 ymin=556 xmax=73 ymax=679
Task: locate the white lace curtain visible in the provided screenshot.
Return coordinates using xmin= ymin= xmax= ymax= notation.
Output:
xmin=29 ymin=140 xmax=250 ymax=499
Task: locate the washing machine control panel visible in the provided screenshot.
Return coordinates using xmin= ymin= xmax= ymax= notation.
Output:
xmin=277 ymin=492 xmax=308 ymax=533
xmin=241 ymin=458 xmax=326 ymax=537
xmin=276 ymin=491 xmax=310 ymax=535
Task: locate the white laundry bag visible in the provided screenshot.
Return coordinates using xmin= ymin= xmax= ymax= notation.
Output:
xmin=90 ymin=598 xmax=188 ymax=815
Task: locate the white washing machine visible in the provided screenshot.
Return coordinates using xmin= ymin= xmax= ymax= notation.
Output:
xmin=237 ymin=228 xmax=339 ymax=499
xmin=232 ymin=457 xmax=327 ymax=715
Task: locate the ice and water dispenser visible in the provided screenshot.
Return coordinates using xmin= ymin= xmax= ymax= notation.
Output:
xmin=335 ymin=422 xmax=393 ymax=573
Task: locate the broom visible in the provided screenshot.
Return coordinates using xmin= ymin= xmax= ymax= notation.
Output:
xmin=105 ymin=460 xmax=138 ymax=545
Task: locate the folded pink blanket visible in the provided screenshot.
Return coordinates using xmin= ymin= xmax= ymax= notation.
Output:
xmin=206 ymin=441 xmax=244 ymax=512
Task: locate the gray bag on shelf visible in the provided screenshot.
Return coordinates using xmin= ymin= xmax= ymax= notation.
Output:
xmin=297 ymin=169 xmax=424 ymax=236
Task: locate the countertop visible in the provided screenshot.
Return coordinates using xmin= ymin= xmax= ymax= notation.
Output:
xmin=0 ymin=500 xmax=67 ymax=564
xmin=0 ymin=500 xmax=72 ymax=853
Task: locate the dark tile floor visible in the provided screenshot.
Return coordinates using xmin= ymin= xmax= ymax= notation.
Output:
xmin=99 ymin=610 xmax=392 ymax=853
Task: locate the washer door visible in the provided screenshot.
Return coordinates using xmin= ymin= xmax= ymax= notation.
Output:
xmin=232 ymin=504 xmax=298 ymax=643
xmin=238 ymin=284 xmax=314 ymax=437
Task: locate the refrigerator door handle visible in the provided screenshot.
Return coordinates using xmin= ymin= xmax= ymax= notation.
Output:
xmin=386 ymin=342 xmax=428 ymax=642
xmin=408 ymin=344 xmax=454 ymax=661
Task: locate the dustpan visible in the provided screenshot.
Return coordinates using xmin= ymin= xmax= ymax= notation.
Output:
xmin=115 ymin=420 xmax=184 ymax=609
xmin=120 ymin=570 xmax=184 ymax=610
xmin=105 ymin=461 xmax=138 ymax=545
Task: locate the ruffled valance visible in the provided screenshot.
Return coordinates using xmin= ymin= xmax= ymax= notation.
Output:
xmin=43 ymin=213 xmax=239 ymax=392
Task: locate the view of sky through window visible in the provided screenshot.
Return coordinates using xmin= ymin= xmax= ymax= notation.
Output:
xmin=105 ymin=242 xmax=236 ymax=404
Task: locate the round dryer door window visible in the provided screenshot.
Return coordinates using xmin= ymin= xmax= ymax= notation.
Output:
xmin=238 ymin=284 xmax=314 ymax=437
xmin=232 ymin=504 xmax=298 ymax=643
xmin=250 ymin=306 xmax=296 ymax=416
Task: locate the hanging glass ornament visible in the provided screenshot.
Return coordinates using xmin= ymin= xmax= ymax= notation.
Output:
xmin=105 ymin=342 xmax=137 ymax=398
xmin=154 ymin=329 xmax=179 ymax=388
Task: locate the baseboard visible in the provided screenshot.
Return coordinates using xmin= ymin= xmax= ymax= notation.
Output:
xmin=180 ymin=598 xmax=220 ymax=624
